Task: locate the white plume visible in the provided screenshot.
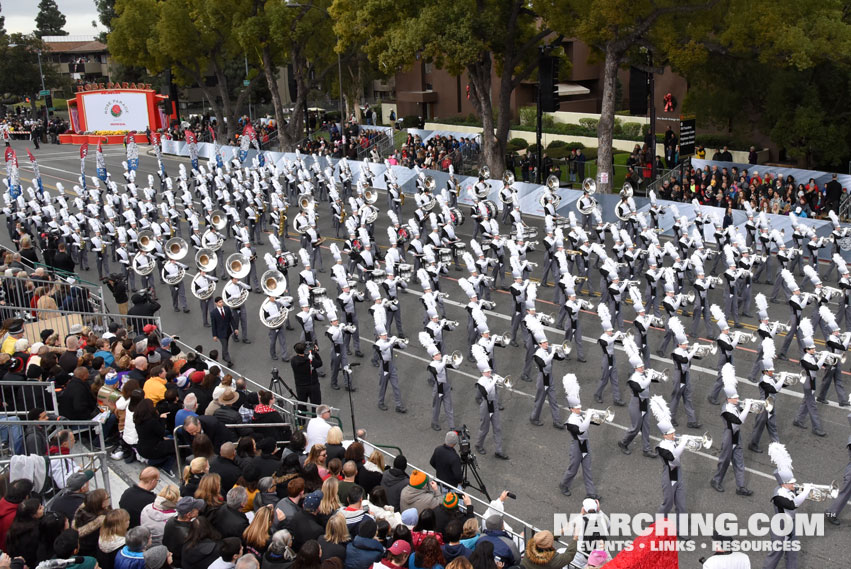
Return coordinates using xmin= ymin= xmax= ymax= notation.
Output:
xmin=800 ymin=317 xmax=814 ymax=339
xmin=418 ymin=331 xmax=436 ymax=350
xmin=668 ymin=316 xmax=685 ymax=339
xmin=781 ymin=269 xmax=798 ymax=291
xmin=819 ymin=305 xmax=837 ymax=330
xmin=562 ymin=373 xmax=580 ymax=400
xmin=597 ymin=303 xmax=611 ymax=324
xmin=463 ymin=252 xmax=476 ymax=273
xmin=650 ymin=395 xmax=671 ymax=426
xmin=721 ymin=363 xmax=737 ymax=394
xmin=833 ymin=253 xmax=848 ymax=274
xmin=762 ymin=338 xmax=775 ymax=361
xmin=458 ymin=277 xmax=476 ymax=298
xmin=629 ymin=286 xmax=643 ymax=307
xmin=670 ymin=204 xmax=680 ymax=219
xmin=471 ymin=344 xmax=489 ymax=366
xmin=297 ymin=284 xmax=310 ymax=305
xmin=803 ymin=264 xmax=820 ymax=285
xmin=710 ymin=304 xmax=726 ymax=325
xmin=526 ymin=282 xmax=538 ymax=304
xmin=829 ymin=210 xmax=839 ymax=225
xmin=755 ymin=293 xmax=768 ymax=314
xmin=472 ymin=309 xmax=488 ymax=330
xmin=768 ymin=442 xmax=793 ymax=472
xmin=623 ymin=335 xmax=640 ymax=361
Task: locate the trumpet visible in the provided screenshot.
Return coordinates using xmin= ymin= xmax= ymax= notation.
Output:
xmin=706 ymin=276 xmax=723 ymax=287
xmin=788 ymin=248 xmax=803 ymax=259
xmin=392 ymin=337 xmax=409 ymax=347
xmin=342 ymin=323 xmax=358 ymax=334
xmin=675 ymin=432 xmax=713 ymax=452
xmin=437 ymin=292 xmax=451 ymax=300
xmin=480 ymin=300 xmax=496 ymax=310
xmin=794 ymin=481 xmax=839 ymax=502
xmin=443 ymin=351 xmax=464 ymax=367
xmin=691 ymin=343 xmax=717 ymax=359
xmin=740 ymin=396 xmax=774 ymax=414
xmin=493 ymin=373 xmax=513 ymax=389
xmin=647 ymin=368 xmax=669 ymax=382
xmin=649 ymin=316 xmax=665 ymax=328
xmin=493 ymin=332 xmax=511 ymax=347
xmin=776 ymin=371 xmax=805 ymax=387
xmin=624 ymin=280 xmax=641 ymax=288
xmin=577 ymin=299 xmax=595 ymax=311
xmin=525 ymin=261 xmax=539 ymax=270
xmin=800 ymin=291 xmax=818 ymax=306
xmin=555 ymin=341 xmax=572 ymax=358
xmin=770 ymin=321 xmax=791 ymax=334
xmin=583 ymin=407 xmax=614 ymax=425
xmin=613 ymin=330 xmax=634 ymax=344
xmin=732 ymin=331 xmax=757 ymax=344
xmin=537 ymin=313 xmax=555 ymax=326
xmin=443 ymin=320 xmax=460 ymax=328
xmin=821 ymin=286 xmax=842 ymax=301
xmin=818 ymin=351 xmax=847 ymax=366
xmin=676 ymin=291 xmax=696 ymax=306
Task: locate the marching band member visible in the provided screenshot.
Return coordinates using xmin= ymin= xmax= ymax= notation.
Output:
xmin=657 ymin=269 xmax=682 ymax=355
xmin=530 ymin=331 xmax=566 ymax=429
xmin=710 ymin=363 xmax=754 ymax=496
xmin=824 ymin=210 xmax=849 ymax=280
xmin=769 ymin=231 xmax=795 ymax=303
xmin=631 ymin=290 xmax=653 ymax=368
xmin=520 ymin=288 xmax=543 ymax=383
xmin=817 ymin=307 xmax=850 ymax=405
xmin=223 ymin=276 xmax=251 ymax=344
xmin=707 ymin=304 xmax=739 ymax=405
xmin=748 ymin=339 xmax=782 ymax=453
xmin=595 ymin=304 xmax=625 ymax=407
xmin=748 ymin=293 xmax=779 ymax=382
xmin=324 ymin=302 xmax=349 ymax=391
xmin=420 ymin=332 xmax=458 ymax=432
xmin=306 ymin=221 xmax=325 ymax=272
xmin=804 ymin=264 xmax=831 ymax=339
xmin=239 ymin=238 xmax=262 ymax=293
xmin=381 ymin=263 xmax=407 ymax=338
xmin=192 ymin=271 xmax=217 ymax=327
xmin=337 ymin=282 xmax=365 ymax=359
xmin=90 ymin=228 xmax=110 ymax=281
xmin=606 ymin=273 xmax=628 ymax=333
xmin=425 ymin=311 xmax=456 ymax=355
xmin=792 ymin=318 xmax=828 ymax=436
xmin=833 ymin=254 xmax=851 ymax=327
xmin=826 ymin=410 xmax=851 ymax=526
xmin=778 ymin=269 xmax=811 ymax=360
xmin=472 ymin=357 xmax=508 ymax=460
xmin=366 ymin=280 xmax=387 ymax=368
xmin=374 ymin=327 xmax=408 ymax=413
xmin=539 ymin=221 xmax=557 ymax=287
xmin=560 ymin=373 xmax=598 ymax=498
xmin=763 ymin=443 xmax=811 ymax=569
xmin=508 ymin=263 xmax=528 ymax=346
xmin=559 ymin=275 xmax=587 ymax=363
xmin=116 ymin=239 xmax=134 ymax=291
xmin=163 ymin=258 xmax=190 ymax=313
xmin=618 ymin=336 xmax=658 ymax=458
xmin=722 ymin=247 xmax=743 ymax=329
xmin=459 ymin=278 xmax=484 ymax=357
xmin=263 ymin=291 xmax=293 ymax=363
xmin=668 ymin=317 xmax=702 ymax=429
xmin=132 ymin=248 xmax=158 ymax=297
xmin=651 ymin=395 xmax=688 ymax=515
xmin=689 ymin=261 xmax=715 ymax=338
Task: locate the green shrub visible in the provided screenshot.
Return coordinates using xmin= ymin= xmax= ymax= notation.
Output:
xmin=546 ymin=147 xmax=569 ymax=160
xmin=519 ymin=106 xmax=536 ymax=127
xmin=528 ymin=143 xmax=541 ymax=154
xmin=505 ymin=138 xmax=528 ymax=154
xmin=578 ymin=118 xmax=599 ymax=130
xmin=402 ymin=115 xmax=420 ymax=128
xmin=621 ymin=122 xmax=641 ymax=138
xmin=547 ymin=140 xmax=567 ymax=149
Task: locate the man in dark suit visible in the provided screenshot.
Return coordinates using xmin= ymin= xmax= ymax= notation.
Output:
xmin=825 ymin=173 xmax=843 ymax=215
xmin=210 ymin=296 xmax=235 ymax=366
xmin=52 ymin=242 xmax=75 ymax=273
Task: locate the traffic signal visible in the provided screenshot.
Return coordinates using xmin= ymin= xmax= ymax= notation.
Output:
xmin=539 ymin=55 xmax=560 ymax=113
xmin=44 ymin=95 xmax=53 ymax=110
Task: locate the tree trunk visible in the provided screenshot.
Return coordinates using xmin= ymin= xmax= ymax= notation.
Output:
xmin=597 ymin=45 xmax=620 ymax=194
xmin=467 ymin=55 xmax=499 ymax=176
xmin=261 ymin=45 xmax=286 ymax=152
xmin=277 ymin=50 xmax=309 ymax=151
xmin=212 ymin=60 xmax=236 ymax=141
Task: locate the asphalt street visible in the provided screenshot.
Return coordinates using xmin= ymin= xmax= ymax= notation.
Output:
xmin=4 ymin=141 xmax=849 ymax=566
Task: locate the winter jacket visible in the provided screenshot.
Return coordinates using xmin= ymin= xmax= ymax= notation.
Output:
xmin=182 ymin=539 xmax=221 ymax=569
xmin=135 ymin=416 xmax=173 ymax=461
xmin=380 ymin=468 xmax=408 ymax=511
xmin=519 ymin=539 xmax=576 ymax=569
xmin=317 ymin=536 xmax=348 ymax=562
xmin=344 ymin=536 xmax=385 ymax=569
xmin=399 ymin=486 xmax=441 ymax=515
xmin=58 ymin=376 xmax=98 ymax=420
xmin=432 ymin=503 xmax=474 ymax=537
xmin=478 ymin=530 xmax=521 ymax=567
xmin=113 ymin=547 xmax=146 ymax=569
xmin=139 ymin=496 xmax=177 ymax=545
xmin=209 ymin=455 xmax=242 ymax=493
xmin=118 ymin=484 xmax=156 ymax=527
xmin=162 ymin=517 xmax=193 ymax=567
xmin=441 ymin=543 xmax=472 ymax=564
xmin=213 ymin=505 xmax=249 ymax=539
xmin=0 ymin=498 xmax=18 ymax=549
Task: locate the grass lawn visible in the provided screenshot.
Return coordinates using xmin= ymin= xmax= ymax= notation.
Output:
xmin=8 ymin=98 xmax=68 ymax=111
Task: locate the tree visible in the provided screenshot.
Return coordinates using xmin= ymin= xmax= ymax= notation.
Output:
xmin=109 ymin=0 xmax=259 ymax=141
xmin=234 ymin=0 xmax=341 ymax=151
xmin=0 ymin=3 xmax=7 ymax=37
xmin=35 ymin=0 xmax=68 ymax=38
xmin=0 ymin=33 xmax=66 ymax=107
xmin=332 ymin=0 xmax=553 ymax=176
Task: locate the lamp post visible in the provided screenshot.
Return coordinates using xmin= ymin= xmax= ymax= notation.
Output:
xmin=286 ymin=2 xmax=345 ymax=135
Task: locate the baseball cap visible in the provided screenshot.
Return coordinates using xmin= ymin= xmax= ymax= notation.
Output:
xmin=176 ymin=496 xmax=205 ymax=515
xmin=303 ymin=490 xmax=323 ymax=512
xmin=387 ymin=540 xmax=412 ymax=556
xmin=66 ymin=469 xmax=95 ymax=491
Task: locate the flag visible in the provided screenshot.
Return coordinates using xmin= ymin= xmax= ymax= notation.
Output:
xmin=126 ymin=131 xmax=139 ymax=171
xmin=209 ymin=126 xmax=223 ymax=168
xmin=5 ymin=147 xmax=20 ymax=199
xmin=26 ymin=149 xmax=43 ymax=194
xmin=96 ymin=140 xmax=107 ymax=182
xmin=237 ymin=123 xmax=254 ymax=163
xmin=184 ymin=129 xmax=198 ymax=171
xmin=80 ymin=143 xmax=89 ymax=191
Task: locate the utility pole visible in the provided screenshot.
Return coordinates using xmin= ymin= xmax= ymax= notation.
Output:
xmin=536 ymin=46 xmax=544 ymax=185
xmin=648 ymin=50 xmax=656 ymax=181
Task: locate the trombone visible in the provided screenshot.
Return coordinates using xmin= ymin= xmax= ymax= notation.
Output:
xmin=794 ymin=481 xmax=839 ymax=502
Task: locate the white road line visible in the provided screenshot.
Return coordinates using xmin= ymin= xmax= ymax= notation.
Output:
xmin=356 ymin=334 xmax=777 ymax=481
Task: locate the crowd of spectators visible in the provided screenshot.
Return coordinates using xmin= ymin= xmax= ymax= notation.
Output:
xmin=649 ymin=161 xmax=846 ymax=218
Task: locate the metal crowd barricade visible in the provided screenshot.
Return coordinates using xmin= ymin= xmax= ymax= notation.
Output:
xmin=172 ymin=422 xmax=293 ymax=474
xmin=0 ymin=380 xmax=59 ymax=417
xmin=0 ymin=418 xmax=110 ymax=498
xmin=168 ymin=337 xmax=338 ymax=428
xmin=0 ymin=274 xmax=106 ymax=314
xmin=0 ymin=306 xmax=161 ymax=341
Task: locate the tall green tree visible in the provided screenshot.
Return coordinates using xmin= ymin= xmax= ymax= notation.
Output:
xmin=0 ymin=3 xmax=7 ymax=37
xmin=35 ymin=0 xmax=68 ymax=38
xmin=109 ymin=0 xmax=259 ymax=140
xmin=235 ymin=0 xmax=341 ymax=151
xmin=332 ymin=0 xmax=553 ymax=176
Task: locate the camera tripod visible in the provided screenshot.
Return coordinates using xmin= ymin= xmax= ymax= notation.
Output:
xmin=460 ymin=454 xmax=491 ymax=501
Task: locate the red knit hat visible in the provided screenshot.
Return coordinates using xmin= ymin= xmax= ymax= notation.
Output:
xmin=190 ymin=370 xmax=205 ymax=384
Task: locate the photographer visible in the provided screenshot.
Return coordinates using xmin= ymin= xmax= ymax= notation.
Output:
xmin=429 ymin=431 xmax=463 ymax=489
xmin=127 ymin=290 xmax=161 ymax=335
xmin=291 ymin=342 xmax=323 ymax=408
xmin=104 ymin=274 xmax=129 ymax=315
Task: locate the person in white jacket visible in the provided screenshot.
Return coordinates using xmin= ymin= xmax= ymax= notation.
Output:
xmin=140 ymin=484 xmax=180 ymax=546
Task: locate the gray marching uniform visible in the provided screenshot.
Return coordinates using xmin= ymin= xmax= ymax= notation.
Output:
xmin=763 ymin=486 xmax=808 ymax=569
xmin=520 ymin=315 xmax=538 ymax=381
xmin=723 ymin=267 xmax=741 ymax=327
xmin=749 ymin=372 xmax=784 ymax=449
xmin=475 ymin=375 xmax=504 ymax=454
xmin=707 ymin=332 xmax=736 ymax=404
xmin=595 ymin=333 xmax=623 ymax=404
xmin=633 ymin=315 xmax=652 ymax=368
xmin=509 ymin=282 xmax=527 ymax=343
xmin=326 ymin=324 xmax=348 ymax=389
xmin=779 ymin=294 xmax=807 ymax=358
xmin=296 ymin=307 xmax=324 ymax=346
xmin=560 ymin=411 xmax=597 ymax=496
xmin=621 ymin=370 xmax=654 ymax=453
xmin=429 ymin=358 xmax=457 ymax=430
xmin=193 ymin=274 xmax=214 ymax=327
xmin=711 ymin=403 xmax=750 ymax=490
xmin=134 ymin=252 xmax=158 ymax=292
xmin=560 ymin=299 xmax=586 ymax=360
xmin=825 ymin=419 xmax=851 ymax=520
xmin=690 ymin=277 xmax=714 ymax=338
xmin=817 ymin=334 xmax=850 ymax=403
xmin=657 ymin=438 xmax=687 ymax=515
xmin=163 ymin=262 xmax=189 ymax=311
xmin=669 ymin=346 xmax=699 ymax=425
xmin=657 ymin=295 xmax=682 ymax=354
xmin=375 ymin=336 xmax=405 ymax=408
xmin=836 ymin=276 xmax=851 ymax=327
xmin=264 ymin=299 xmax=291 ymax=360
xmin=530 ymin=347 xmax=566 ymax=426
xmin=794 ymin=352 xmax=825 ymax=432
xmin=382 ymin=278 xmax=407 ymax=336
xmin=338 ymin=290 xmax=364 ymax=354
xmin=224 ymin=281 xmax=251 ymax=341
xmin=748 ymin=323 xmax=775 ymax=381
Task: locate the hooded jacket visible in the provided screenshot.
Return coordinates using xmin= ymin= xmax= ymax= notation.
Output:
xmin=139 ymin=496 xmax=178 ymax=546
xmin=519 ymin=538 xmax=576 ymax=569
xmin=181 ymin=539 xmax=221 ymax=569
xmin=379 ymin=468 xmax=408 ymax=510
xmin=344 ymin=536 xmax=385 ymax=569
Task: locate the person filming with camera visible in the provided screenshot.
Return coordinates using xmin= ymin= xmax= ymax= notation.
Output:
xmin=291 ymin=342 xmax=323 ymax=407
xmin=429 ymin=430 xmax=463 ymax=489
xmin=103 ymin=273 xmax=129 ymax=315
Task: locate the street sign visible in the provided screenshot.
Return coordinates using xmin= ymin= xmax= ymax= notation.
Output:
xmin=243 ymin=80 xmax=250 ymax=87
xmin=39 ymin=89 xmax=50 ymax=97
xmin=679 ymin=118 xmax=696 ymax=156
xmin=598 ymin=172 xmax=609 ymax=184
